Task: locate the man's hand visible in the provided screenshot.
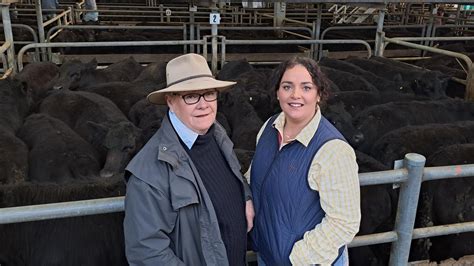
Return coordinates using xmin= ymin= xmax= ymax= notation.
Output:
xmin=245 ymin=200 xmax=255 ymax=232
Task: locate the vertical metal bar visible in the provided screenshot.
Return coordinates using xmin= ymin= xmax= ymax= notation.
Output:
xmin=159 ymin=4 xmax=163 ymax=23
xmin=190 ymin=9 xmax=195 ymax=53
xmin=424 ymin=5 xmax=435 ymax=50
xmin=211 ymin=22 xmax=218 ymax=75
xmin=374 ymin=8 xmax=386 ymax=57
xmin=403 ymin=3 xmax=410 ymax=25
xmin=220 ymin=36 xmax=225 ymax=69
xmin=389 ymin=153 xmax=426 ymax=266
xmin=203 ymin=36 xmax=208 ymax=62
xmin=466 ymin=63 xmax=474 ymax=101
xmin=35 ymin=0 xmax=47 ymax=61
xmin=183 ymin=24 xmax=187 ymax=54
xmin=456 ymin=4 xmax=461 ymax=27
xmin=1 ymin=4 xmax=17 ymax=73
xmin=197 ymin=24 xmax=201 ymax=54
xmin=274 ymin=2 xmax=285 ymax=27
xmin=313 ymin=4 xmax=322 ymax=60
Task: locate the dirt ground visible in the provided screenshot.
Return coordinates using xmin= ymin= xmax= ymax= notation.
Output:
xmin=410 ymin=255 xmax=474 ymax=266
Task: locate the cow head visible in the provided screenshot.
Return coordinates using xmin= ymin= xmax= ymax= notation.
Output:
xmin=86 ymin=120 xmax=142 ymax=178
xmin=53 ymin=59 xmax=98 ymax=90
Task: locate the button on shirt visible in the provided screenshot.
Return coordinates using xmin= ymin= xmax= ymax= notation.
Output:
xmin=246 ymin=108 xmax=361 ymax=265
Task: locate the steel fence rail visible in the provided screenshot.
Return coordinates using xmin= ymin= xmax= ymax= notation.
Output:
xmin=349 ymin=231 xmax=398 ymax=248
xmin=413 ymin=221 xmax=474 ymax=240
xmin=17 ymin=39 xmax=204 ymax=70
xmin=0 ymin=197 xmax=124 ymax=224
xmin=0 ymin=159 xmax=473 ymax=265
xmin=383 ymin=36 xmax=474 ymax=101
xmin=221 ymin=39 xmax=372 ymax=64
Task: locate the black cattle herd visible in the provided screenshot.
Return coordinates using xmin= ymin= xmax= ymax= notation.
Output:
xmin=0 ymin=48 xmax=473 ymax=265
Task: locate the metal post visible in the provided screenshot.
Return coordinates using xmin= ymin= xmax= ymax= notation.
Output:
xmin=312 ymin=4 xmax=322 ymax=59
xmin=35 ymin=0 xmax=47 ymax=61
xmin=1 ymin=3 xmax=17 ymax=73
xmin=389 ymin=153 xmax=426 ymax=266
xmin=159 ymin=4 xmax=163 ymax=23
xmin=273 ymin=2 xmax=285 ymax=28
xmin=197 ymin=24 xmax=201 ymax=54
xmin=211 ymin=13 xmax=218 ymax=75
xmin=190 ymin=6 xmax=195 ymax=53
xmin=424 ymin=5 xmax=435 ymax=50
xmin=374 ymin=8 xmax=386 ymax=57
xmin=466 ymin=63 xmax=474 ymax=101
xmin=403 ymin=3 xmax=411 ymax=25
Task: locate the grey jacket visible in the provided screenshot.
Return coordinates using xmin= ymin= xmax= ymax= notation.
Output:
xmin=124 ymin=115 xmax=251 ymax=266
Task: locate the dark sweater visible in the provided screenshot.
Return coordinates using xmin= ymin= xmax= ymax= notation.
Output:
xmin=185 ymin=126 xmax=247 ymax=266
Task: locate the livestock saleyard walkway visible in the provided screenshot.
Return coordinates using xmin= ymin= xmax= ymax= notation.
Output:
xmin=0 ymin=155 xmax=473 ymax=265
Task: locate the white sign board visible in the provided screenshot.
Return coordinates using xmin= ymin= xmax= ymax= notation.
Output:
xmin=165 ymin=9 xmax=171 ymax=16
xmin=189 ymin=5 xmax=197 ymax=12
xmin=210 ymin=13 xmax=221 ymax=24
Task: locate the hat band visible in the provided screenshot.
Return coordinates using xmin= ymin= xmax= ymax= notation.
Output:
xmin=167 ymin=74 xmax=214 ymax=87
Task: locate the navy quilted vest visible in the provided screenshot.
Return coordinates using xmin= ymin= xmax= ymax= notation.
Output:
xmin=250 ymin=114 xmax=346 ymax=265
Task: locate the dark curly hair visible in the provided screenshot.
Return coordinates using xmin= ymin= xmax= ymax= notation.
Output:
xmin=269 ymin=57 xmax=330 ymax=104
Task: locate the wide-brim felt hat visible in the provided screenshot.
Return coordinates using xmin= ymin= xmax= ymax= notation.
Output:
xmin=147 ymin=53 xmax=236 ymax=105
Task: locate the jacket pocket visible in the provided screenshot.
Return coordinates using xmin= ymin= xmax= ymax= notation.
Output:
xmin=169 ymin=175 xmax=200 ymax=211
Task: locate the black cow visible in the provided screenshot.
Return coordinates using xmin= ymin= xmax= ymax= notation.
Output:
xmin=353 ymin=99 xmax=474 ymax=153
xmin=40 ymin=90 xmax=142 ymax=178
xmin=16 ymin=62 xmax=59 ymax=111
xmin=127 ymin=98 xmax=168 ymax=143
xmin=80 ymin=81 xmax=148 ymax=115
xmin=0 ymin=78 xmax=30 ymax=184
xmin=0 ymin=179 xmax=127 ymax=266
xmin=321 ymin=66 xmax=379 ymax=93
xmin=218 ymin=86 xmax=263 ymax=150
xmin=326 ymin=90 xmax=428 ymax=117
xmin=133 ymin=62 xmax=166 ymax=86
xmin=370 ymin=121 xmax=474 ymax=167
xmin=424 ymin=144 xmax=474 ymax=262
xmin=18 ymin=114 xmax=101 ymax=183
xmin=321 ymin=101 xmax=364 ymax=145
xmin=319 ymin=57 xmax=405 ymax=93
xmin=53 ymin=57 xmax=143 ymax=91
xmin=217 ymin=59 xmax=254 ymax=81
xmin=347 ymin=57 xmax=450 ymax=99
xmin=350 ymin=151 xmax=395 ymax=266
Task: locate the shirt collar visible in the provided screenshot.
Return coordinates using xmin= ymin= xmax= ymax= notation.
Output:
xmin=272 ymin=107 xmax=322 ymax=147
xmin=168 ymin=110 xmax=198 ymax=149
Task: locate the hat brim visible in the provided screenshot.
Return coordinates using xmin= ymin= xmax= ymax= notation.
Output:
xmin=147 ymin=76 xmax=236 ymax=105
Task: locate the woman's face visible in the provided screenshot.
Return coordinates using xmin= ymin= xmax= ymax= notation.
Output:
xmin=166 ymin=89 xmax=218 ymax=135
xmin=277 ymin=64 xmax=320 ymax=125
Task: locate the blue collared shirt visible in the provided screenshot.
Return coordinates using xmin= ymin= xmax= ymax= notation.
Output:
xmin=168 ymin=110 xmax=198 ymax=149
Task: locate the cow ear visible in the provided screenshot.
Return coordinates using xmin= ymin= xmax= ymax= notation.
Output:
xmin=87 ymin=58 xmax=98 ymax=70
xmin=85 ymin=121 xmax=108 ymax=145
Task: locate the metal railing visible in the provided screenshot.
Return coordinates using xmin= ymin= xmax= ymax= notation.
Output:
xmin=16 ymin=39 xmax=204 ymax=71
xmin=318 ymin=24 xmax=427 ymax=60
xmin=383 ymin=36 xmax=474 ymax=101
xmin=1 ymin=154 xmax=472 ymax=265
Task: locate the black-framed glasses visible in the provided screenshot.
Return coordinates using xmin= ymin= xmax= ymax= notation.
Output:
xmin=176 ymin=90 xmax=219 ymax=105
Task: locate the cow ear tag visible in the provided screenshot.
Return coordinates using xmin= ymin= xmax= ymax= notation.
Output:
xmin=392 ymin=159 xmax=404 ymax=189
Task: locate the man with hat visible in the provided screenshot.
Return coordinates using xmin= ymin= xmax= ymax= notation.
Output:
xmin=124 ymin=53 xmax=254 ymax=266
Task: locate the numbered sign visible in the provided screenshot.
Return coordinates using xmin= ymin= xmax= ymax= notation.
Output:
xmin=189 ymin=5 xmax=197 ymax=12
xmin=165 ymin=9 xmax=171 ymax=16
xmin=209 ymin=13 xmax=221 ymax=24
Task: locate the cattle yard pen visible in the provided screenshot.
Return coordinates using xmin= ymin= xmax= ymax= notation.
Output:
xmin=0 ymin=154 xmax=473 ymax=265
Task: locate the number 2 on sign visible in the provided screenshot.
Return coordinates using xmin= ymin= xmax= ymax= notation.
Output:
xmin=210 ymin=13 xmax=220 ymax=24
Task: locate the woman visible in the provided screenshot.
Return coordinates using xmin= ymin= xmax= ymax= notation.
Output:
xmin=124 ymin=53 xmax=254 ymax=266
xmin=248 ymin=57 xmax=360 ymax=265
